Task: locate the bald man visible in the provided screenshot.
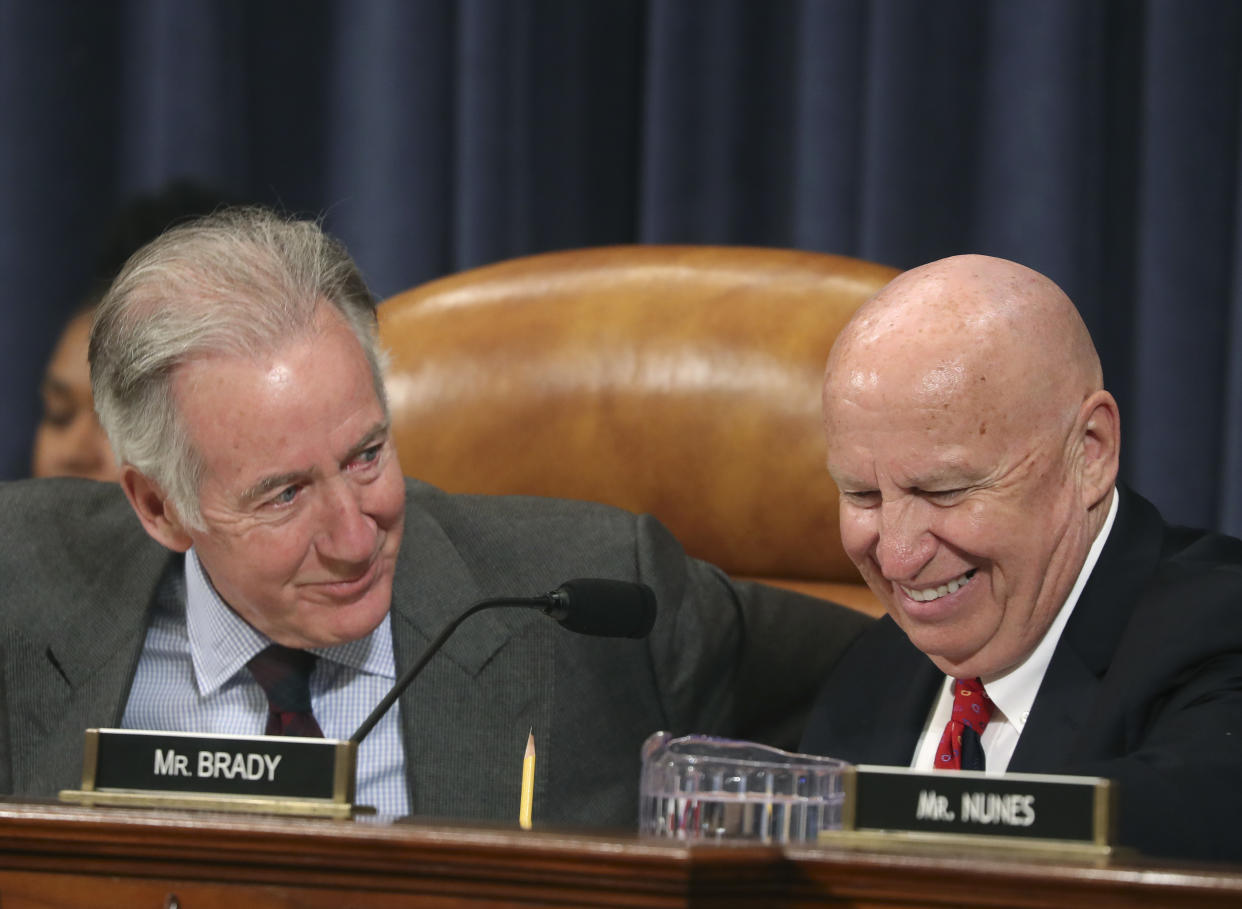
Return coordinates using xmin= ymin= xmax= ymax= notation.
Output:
xmin=800 ymin=255 xmax=1242 ymax=862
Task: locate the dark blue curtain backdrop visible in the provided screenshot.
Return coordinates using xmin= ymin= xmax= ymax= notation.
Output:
xmin=2 ymin=0 xmax=1241 ymax=534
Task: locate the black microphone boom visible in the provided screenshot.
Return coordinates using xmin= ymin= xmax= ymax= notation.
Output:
xmin=349 ymin=578 xmax=656 ymax=745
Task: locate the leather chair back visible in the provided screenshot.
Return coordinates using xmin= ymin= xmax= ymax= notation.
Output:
xmin=378 ymin=245 xmax=898 ymax=616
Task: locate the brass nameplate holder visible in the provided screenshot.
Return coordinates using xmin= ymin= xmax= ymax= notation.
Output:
xmin=60 ymin=728 xmax=367 ymax=818
xmin=820 ymin=765 xmax=1117 ymax=857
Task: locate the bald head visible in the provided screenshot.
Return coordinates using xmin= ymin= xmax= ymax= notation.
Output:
xmin=822 ymin=254 xmax=1120 ymax=679
xmin=826 ymin=254 xmax=1102 ymax=432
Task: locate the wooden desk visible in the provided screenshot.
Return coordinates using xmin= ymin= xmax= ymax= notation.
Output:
xmin=0 ymin=800 xmax=1239 ymax=908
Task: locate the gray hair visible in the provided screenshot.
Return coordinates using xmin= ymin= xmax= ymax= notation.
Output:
xmin=89 ymin=206 xmax=388 ymax=530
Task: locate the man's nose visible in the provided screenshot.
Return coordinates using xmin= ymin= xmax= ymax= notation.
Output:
xmin=318 ymin=480 xmax=378 ymax=564
xmin=873 ymin=499 xmax=935 ymax=580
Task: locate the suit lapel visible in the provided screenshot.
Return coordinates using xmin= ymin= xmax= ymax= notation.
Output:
xmin=388 ymin=482 xmax=549 ymax=814
xmin=1010 ymin=487 xmax=1164 ymax=771
xmin=872 ymin=641 xmax=942 ymax=765
xmin=5 ymin=533 xmax=172 ymax=795
xmin=1008 ymin=645 xmax=1097 ymax=771
xmin=389 ymin=484 xmax=516 ymax=678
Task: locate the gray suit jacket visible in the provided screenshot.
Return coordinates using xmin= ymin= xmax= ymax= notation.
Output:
xmin=0 ymin=477 xmax=870 ymax=830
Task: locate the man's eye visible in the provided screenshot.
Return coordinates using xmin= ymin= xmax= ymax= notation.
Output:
xmin=353 ymin=443 xmax=383 ymax=467
xmin=926 ymin=488 xmax=966 ymax=504
xmin=842 ymin=490 xmax=880 ymax=507
xmin=270 ymin=486 xmax=300 ymax=506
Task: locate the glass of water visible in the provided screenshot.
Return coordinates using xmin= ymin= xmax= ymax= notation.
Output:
xmin=638 ymin=732 xmax=848 ymax=843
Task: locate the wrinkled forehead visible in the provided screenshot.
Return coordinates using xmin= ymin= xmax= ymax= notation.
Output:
xmin=827 ymin=318 xmax=1028 ymax=420
xmin=823 ymin=350 xmax=1043 ymax=498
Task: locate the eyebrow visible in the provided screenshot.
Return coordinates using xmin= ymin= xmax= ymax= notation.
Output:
xmin=238 ymin=419 xmax=391 ymax=507
xmin=828 ymin=461 xmax=980 ymax=492
xmin=349 ymin=420 xmax=391 ymax=459
xmin=907 ymin=471 xmax=975 ymax=490
xmin=239 ymin=470 xmax=309 ymax=507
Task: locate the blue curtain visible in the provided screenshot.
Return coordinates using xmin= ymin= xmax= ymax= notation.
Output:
xmin=2 ymin=0 xmax=1240 ymax=535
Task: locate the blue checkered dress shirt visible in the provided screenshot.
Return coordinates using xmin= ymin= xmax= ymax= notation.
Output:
xmin=121 ymin=549 xmax=411 ymax=816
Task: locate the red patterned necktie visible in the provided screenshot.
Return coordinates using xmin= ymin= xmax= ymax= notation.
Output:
xmin=246 ymin=644 xmax=325 ymax=738
xmin=934 ymin=677 xmax=993 ymax=771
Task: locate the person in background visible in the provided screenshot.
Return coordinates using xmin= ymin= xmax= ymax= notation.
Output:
xmin=800 ymin=253 xmax=1242 ymax=862
xmin=31 ymin=180 xmax=232 ymax=482
xmin=31 ymin=302 xmax=115 ymax=481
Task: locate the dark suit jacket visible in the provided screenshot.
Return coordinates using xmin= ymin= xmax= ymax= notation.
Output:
xmin=800 ymin=486 xmax=1242 ymax=862
xmin=0 ymin=477 xmax=871 ymax=830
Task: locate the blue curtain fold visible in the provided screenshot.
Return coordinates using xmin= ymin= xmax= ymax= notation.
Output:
xmin=2 ymin=0 xmax=1240 ymax=535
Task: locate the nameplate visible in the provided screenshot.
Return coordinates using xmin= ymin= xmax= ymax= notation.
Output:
xmin=59 ymin=728 xmax=362 ymax=818
xmin=821 ymin=765 xmax=1115 ymax=854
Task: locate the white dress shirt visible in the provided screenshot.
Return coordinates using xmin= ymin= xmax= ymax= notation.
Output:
xmin=121 ymin=548 xmax=411 ymax=815
xmin=910 ymin=491 xmax=1119 ymax=773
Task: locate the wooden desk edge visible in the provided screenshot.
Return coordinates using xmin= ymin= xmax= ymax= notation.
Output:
xmin=0 ymin=799 xmax=1238 ymax=908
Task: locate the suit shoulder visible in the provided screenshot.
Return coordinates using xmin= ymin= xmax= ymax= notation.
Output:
xmin=404 ymin=476 xmax=640 ymax=534
xmin=400 ymin=476 xmax=667 ymax=584
xmin=1162 ymin=521 xmax=1242 ymax=562
xmin=1103 ymin=520 xmax=1242 ymax=677
xmin=1107 ymin=489 xmax=1242 ymax=614
xmin=0 ymin=477 xmax=149 ymax=570
xmin=825 ymin=615 xmax=918 ymax=675
xmin=1154 ymin=522 xmax=1242 ymax=596
xmin=0 ymin=477 xmax=140 ymax=539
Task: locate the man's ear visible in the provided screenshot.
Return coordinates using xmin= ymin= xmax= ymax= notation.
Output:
xmin=120 ymin=465 xmax=193 ymax=552
xmin=1077 ymin=389 xmax=1121 ymax=508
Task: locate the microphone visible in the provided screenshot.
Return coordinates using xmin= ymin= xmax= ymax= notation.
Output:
xmin=349 ymin=578 xmax=656 ymax=744
xmin=541 ymin=577 xmax=658 ymax=638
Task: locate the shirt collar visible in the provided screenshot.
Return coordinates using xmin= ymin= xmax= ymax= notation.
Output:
xmin=981 ymin=489 xmax=1120 ymax=731
xmin=184 ymin=547 xmax=397 ymax=696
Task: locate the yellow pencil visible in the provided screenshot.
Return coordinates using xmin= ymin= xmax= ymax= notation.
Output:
xmin=519 ymin=729 xmax=535 ymax=830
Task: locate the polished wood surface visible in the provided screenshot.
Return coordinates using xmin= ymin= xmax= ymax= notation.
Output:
xmin=1 ymin=799 xmax=1239 ymax=908
xmin=379 ymin=245 xmax=899 ymax=617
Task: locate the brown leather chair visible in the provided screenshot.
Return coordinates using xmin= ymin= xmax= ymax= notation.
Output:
xmin=378 ymin=245 xmax=898 ymax=618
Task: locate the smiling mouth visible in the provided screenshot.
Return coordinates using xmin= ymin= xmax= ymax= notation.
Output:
xmin=900 ymin=569 xmax=978 ymax=603
xmin=312 ymin=557 xmax=379 ymax=592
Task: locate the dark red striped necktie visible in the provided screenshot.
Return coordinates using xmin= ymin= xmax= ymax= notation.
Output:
xmin=246 ymin=644 xmax=325 ymax=738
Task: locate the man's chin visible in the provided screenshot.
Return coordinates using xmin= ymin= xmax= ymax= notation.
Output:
xmin=919 ymin=636 xmax=1012 ymax=680
xmin=900 ymin=621 xmax=985 ymax=677
xmin=301 ymin=579 xmax=394 ymax=647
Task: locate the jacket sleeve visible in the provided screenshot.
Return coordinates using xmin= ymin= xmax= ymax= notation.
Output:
xmin=633 ymin=512 xmax=873 ymax=750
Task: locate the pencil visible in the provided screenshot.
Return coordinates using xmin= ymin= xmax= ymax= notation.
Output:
xmin=519 ymin=729 xmax=535 ymax=830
